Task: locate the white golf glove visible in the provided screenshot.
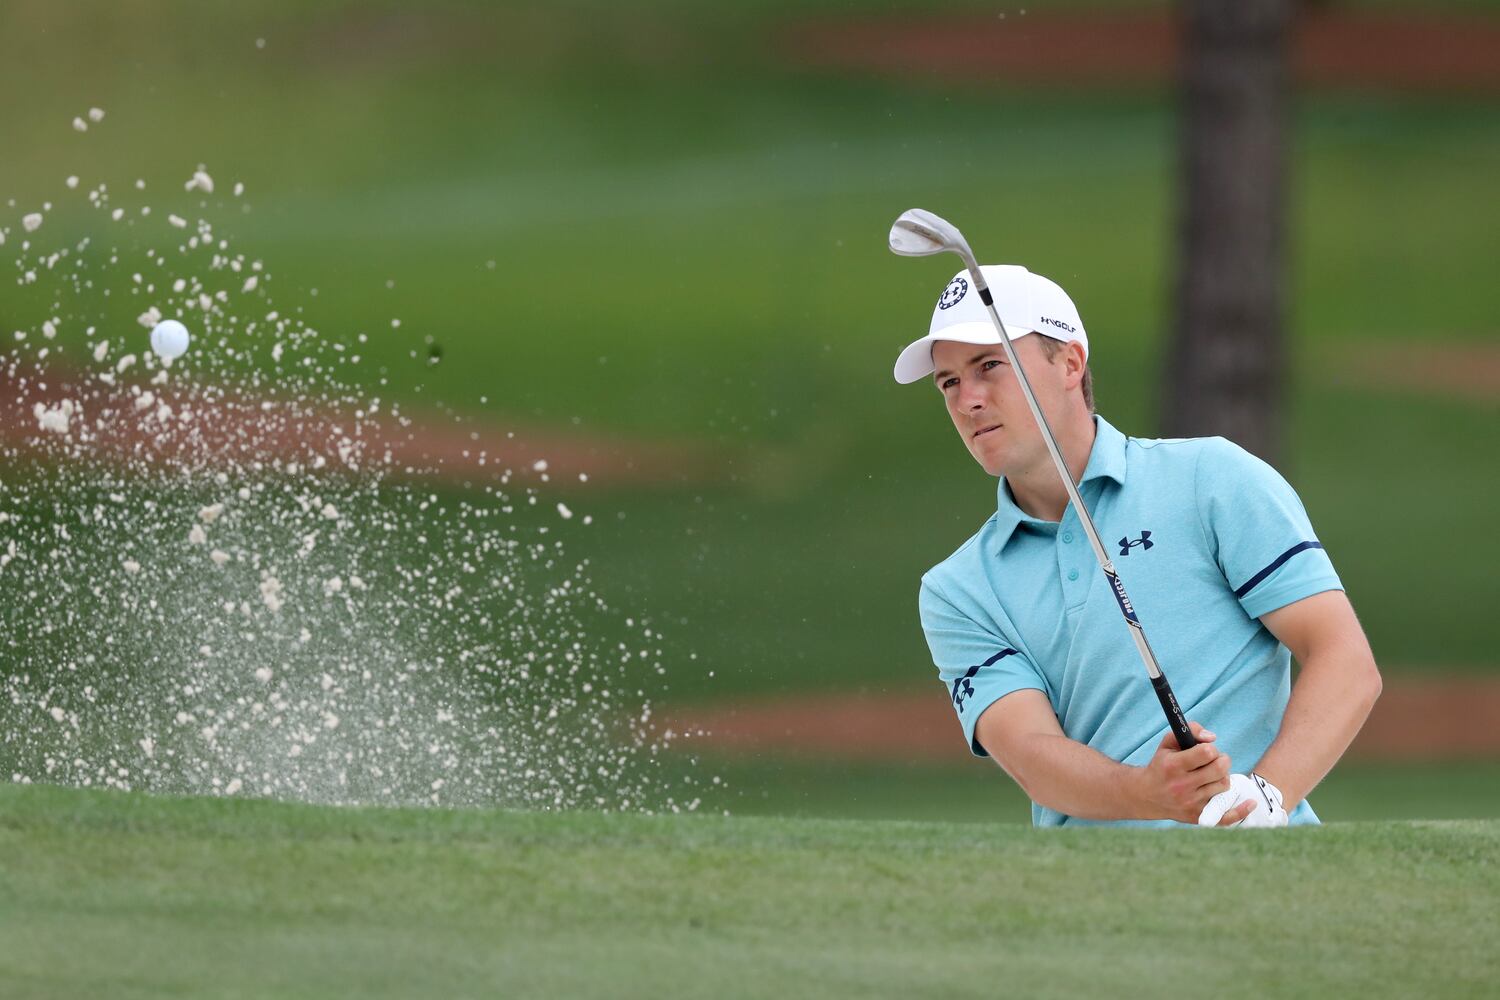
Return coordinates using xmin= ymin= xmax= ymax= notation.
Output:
xmin=1197 ymin=772 xmax=1288 ymax=828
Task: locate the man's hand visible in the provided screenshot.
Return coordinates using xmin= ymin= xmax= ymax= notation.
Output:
xmin=1134 ymin=722 xmax=1256 ymax=826
xmin=1198 ymin=773 xmax=1288 ymax=828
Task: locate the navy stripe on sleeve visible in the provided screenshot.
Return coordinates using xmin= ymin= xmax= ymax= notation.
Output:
xmin=952 ymin=648 xmax=1021 ymax=758
xmin=950 ymin=649 xmax=1017 ymax=711
xmin=1233 ymin=541 xmax=1324 ymax=599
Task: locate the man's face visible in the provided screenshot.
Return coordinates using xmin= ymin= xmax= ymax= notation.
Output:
xmin=930 ymin=335 xmax=1078 ymax=478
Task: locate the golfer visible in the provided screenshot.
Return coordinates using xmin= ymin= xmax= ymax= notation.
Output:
xmin=896 ymin=265 xmax=1382 ymax=828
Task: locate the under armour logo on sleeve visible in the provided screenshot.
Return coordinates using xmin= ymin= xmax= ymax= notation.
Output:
xmin=951 ymin=670 xmax=977 ymax=711
xmin=1118 ymin=531 xmax=1153 ymax=556
xmin=950 ymin=648 xmax=1019 ymax=712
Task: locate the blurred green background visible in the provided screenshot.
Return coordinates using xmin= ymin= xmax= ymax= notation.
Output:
xmin=1 ymin=0 xmax=1496 ymax=822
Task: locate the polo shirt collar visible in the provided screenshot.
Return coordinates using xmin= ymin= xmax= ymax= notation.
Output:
xmin=992 ymin=414 xmax=1128 ymax=544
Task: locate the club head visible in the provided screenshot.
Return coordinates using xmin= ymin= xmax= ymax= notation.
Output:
xmin=888 ymin=208 xmax=969 ymax=259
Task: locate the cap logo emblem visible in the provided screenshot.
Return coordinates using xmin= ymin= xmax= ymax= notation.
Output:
xmin=938 ymin=277 xmax=968 ymax=310
xmin=1040 ymin=316 xmax=1076 ymax=334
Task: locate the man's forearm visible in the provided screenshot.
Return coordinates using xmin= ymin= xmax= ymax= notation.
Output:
xmin=1253 ymin=642 xmax=1382 ymax=808
xmin=976 ymin=691 xmax=1225 ymax=823
xmin=995 ymin=734 xmax=1151 ymax=821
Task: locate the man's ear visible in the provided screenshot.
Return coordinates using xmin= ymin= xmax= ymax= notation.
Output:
xmin=1064 ymin=340 xmax=1087 ymax=389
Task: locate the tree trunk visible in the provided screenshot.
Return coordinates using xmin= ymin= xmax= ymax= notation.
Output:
xmin=1165 ymin=0 xmax=1295 ymax=462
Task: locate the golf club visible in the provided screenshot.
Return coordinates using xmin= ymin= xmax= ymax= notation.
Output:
xmin=889 ymin=207 xmax=1197 ymax=751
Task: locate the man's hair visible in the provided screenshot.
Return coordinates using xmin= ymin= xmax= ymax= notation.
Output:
xmin=1035 ymin=336 xmax=1095 ymax=413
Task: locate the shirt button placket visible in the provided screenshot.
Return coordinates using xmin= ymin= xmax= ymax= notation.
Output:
xmin=1058 ymin=521 xmax=1084 ymax=600
xmin=1060 ymin=513 xmax=1086 ymax=597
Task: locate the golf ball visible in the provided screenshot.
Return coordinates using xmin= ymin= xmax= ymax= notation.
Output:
xmin=150 ymin=319 xmax=191 ymax=360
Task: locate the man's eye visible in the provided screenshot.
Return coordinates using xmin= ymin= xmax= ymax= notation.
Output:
xmin=940 ymin=377 xmax=958 ymax=390
xmin=982 ymin=359 xmax=1004 ymax=371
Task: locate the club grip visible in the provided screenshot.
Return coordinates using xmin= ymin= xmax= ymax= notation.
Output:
xmin=1151 ymin=673 xmax=1197 ymax=750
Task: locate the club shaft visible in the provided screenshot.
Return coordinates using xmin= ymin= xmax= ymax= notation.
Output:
xmin=967 ymin=275 xmax=1197 ymax=751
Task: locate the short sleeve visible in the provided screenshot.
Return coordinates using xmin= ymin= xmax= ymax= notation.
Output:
xmin=919 ymin=576 xmax=1048 ymax=758
xmin=1195 ymin=437 xmax=1343 ymax=620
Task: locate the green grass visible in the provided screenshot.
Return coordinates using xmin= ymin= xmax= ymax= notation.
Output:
xmin=1 ymin=782 xmax=1497 ymax=999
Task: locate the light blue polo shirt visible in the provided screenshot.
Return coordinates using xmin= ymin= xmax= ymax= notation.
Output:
xmin=919 ymin=415 xmax=1342 ymax=828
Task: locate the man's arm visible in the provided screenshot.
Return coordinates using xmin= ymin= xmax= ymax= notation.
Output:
xmin=1250 ymin=590 xmax=1382 ymax=808
xmin=975 ymin=690 xmax=1253 ymax=824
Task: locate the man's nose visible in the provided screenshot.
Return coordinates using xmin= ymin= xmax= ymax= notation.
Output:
xmin=958 ymin=382 xmax=987 ymax=410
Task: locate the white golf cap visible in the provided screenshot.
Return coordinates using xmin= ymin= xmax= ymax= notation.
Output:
xmin=893 ymin=264 xmax=1088 ymax=384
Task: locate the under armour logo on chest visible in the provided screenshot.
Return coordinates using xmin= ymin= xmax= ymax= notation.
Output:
xmin=1118 ymin=531 xmax=1153 ymax=556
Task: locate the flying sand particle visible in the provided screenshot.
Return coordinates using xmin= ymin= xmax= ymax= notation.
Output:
xmin=34 ymin=400 xmax=75 ymax=435
xmin=259 ymin=575 xmax=284 ymax=612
